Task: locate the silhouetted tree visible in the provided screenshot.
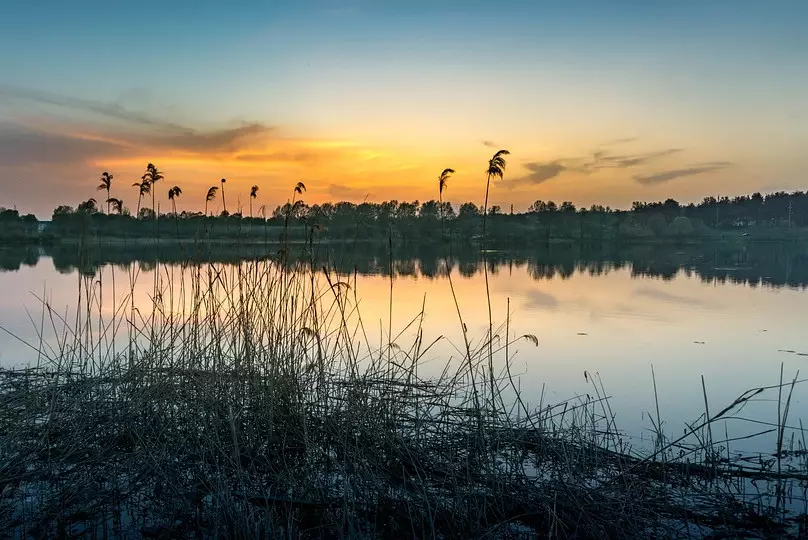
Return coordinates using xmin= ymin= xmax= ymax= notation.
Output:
xmin=97 ymin=172 xmax=113 ymax=214
xmin=78 ymin=198 xmax=99 ymax=214
xmin=106 ymin=197 xmax=124 ymax=215
xmin=141 ymin=164 xmax=164 ymax=219
xmin=458 ymin=202 xmax=480 ymax=219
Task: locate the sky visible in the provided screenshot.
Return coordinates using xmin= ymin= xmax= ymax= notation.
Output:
xmin=0 ymin=0 xmax=806 ymax=217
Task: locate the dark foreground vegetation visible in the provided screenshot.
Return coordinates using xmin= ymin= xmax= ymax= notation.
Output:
xmin=1 ymin=250 xmax=808 ymax=538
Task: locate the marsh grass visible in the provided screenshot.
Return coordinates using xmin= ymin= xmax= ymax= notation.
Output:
xmin=1 ymin=241 xmax=808 ymax=538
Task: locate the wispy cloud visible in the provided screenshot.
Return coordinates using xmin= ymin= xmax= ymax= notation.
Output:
xmin=523 ymin=289 xmax=558 ymax=310
xmin=634 ymin=162 xmax=732 ymax=185
xmin=502 ymin=160 xmax=569 ymax=188
xmin=633 ymin=286 xmax=709 ymax=307
xmin=598 ymin=137 xmax=638 ymax=147
xmin=0 ymin=85 xmax=187 ymax=132
xmin=589 ymin=148 xmax=682 ymax=170
xmin=0 ymin=124 xmax=130 ymax=166
xmin=143 ymin=124 xmax=274 ymax=154
xmin=327 ymin=183 xmax=371 ymax=200
xmin=481 ymin=140 xmax=497 ymax=148
xmin=0 ymin=87 xmax=373 ymax=173
xmin=500 ymin=142 xmax=714 ymax=189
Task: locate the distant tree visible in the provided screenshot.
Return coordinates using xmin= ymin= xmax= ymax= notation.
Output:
xmin=0 ymin=208 xmax=19 ymax=221
xmin=489 ymin=205 xmax=502 ymax=215
xmin=97 ymin=172 xmax=113 ymax=214
xmin=647 ymin=213 xmax=668 ymax=236
xmin=458 ymin=202 xmax=481 ymax=219
xmin=396 ymin=201 xmax=419 ymax=220
xmin=669 ymin=216 xmax=694 ymax=236
xmin=419 ymin=200 xmax=441 ymax=220
xmin=560 ymin=201 xmax=576 ymax=213
xmin=106 ymin=197 xmax=124 ymax=215
xmin=52 ymin=205 xmax=74 ymax=222
xmin=77 ymin=198 xmax=99 ymax=214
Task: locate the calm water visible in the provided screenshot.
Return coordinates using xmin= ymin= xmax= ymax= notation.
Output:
xmin=1 ymin=242 xmax=807 ymax=453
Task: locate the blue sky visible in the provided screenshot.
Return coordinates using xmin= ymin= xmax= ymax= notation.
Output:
xmin=0 ymin=0 xmax=806 ymax=216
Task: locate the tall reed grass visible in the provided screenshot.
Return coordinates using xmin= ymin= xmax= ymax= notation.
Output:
xmin=1 ymin=245 xmax=807 ymax=538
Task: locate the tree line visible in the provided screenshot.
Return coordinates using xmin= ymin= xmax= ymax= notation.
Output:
xmin=1 ymin=154 xmax=805 ymax=245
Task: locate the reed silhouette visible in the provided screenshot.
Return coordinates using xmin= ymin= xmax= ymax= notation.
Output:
xmin=106 ymin=197 xmax=124 ymax=215
xmin=205 ymin=185 xmax=218 ymax=217
xmin=96 ymin=171 xmax=113 ymax=214
xmin=249 ymin=185 xmax=259 ymax=218
xmin=132 ymin=180 xmax=150 ymax=216
xmin=168 ymin=186 xmax=182 ymax=215
xmin=141 ymin=163 xmax=164 ymax=220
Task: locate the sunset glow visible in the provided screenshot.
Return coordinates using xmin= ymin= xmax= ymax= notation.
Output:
xmin=0 ymin=1 xmax=806 ymax=217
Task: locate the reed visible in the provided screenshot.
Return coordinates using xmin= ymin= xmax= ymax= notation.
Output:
xmin=0 ymin=241 xmax=807 ymax=538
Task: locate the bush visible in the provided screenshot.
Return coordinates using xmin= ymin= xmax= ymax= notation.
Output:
xmin=669 ymin=216 xmax=694 ymax=236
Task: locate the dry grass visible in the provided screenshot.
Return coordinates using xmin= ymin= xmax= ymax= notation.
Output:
xmin=1 ymin=252 xmax=807 ymax=538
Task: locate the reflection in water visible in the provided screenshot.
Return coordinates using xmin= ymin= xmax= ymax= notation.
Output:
xmin=0 ymin=240 xmax=807 ymax=463
xmin=1 ymin=241 xmax=806 ymax=289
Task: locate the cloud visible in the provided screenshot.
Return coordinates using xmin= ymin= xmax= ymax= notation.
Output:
xmin=481 ymin=140 xmax=497 ymax=148
xmin=502 ymin=160 xmax=568 ymax=188
xmin=0 ymin=124 xmax=129 ymax=166
xmin=0 ymin=85 xmax=187 ymax=132
xmin=523 ymin=289 xmax=558 ymax=309
xmin=0 ymin=86 xmax=282 ymax=160
xmin=633 ymin=286 xmax=708 ymax=307
xmin=234 ymin=150 xmax=318 ymax=163
xmin=598 ymin=137 xmax=638 ymax=147
xmin=144 ymin=123 xmax=274 ymax=154
xmin=327 ymin=183 xmax=370 ymax=199
xmin=634 ymin=162 xmax=732 ymax=185
xmin=501 ymin=143 xmax=685 ymax=189
xmin=591 ymin=148 xmax=682 ymax=169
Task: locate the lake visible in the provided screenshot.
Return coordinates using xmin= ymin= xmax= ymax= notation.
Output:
xmin=1 ymin=241 xmax=807 ymax=455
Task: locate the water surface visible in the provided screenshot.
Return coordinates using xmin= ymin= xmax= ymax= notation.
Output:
xmin=1 ymin=242 xmax=807 ymax=453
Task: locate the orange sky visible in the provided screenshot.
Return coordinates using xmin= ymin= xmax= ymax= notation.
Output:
xmin=0 ymin=92 xmax=800 ymax=218
xmin=0 ymin=2 xmax=806 ymax=217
